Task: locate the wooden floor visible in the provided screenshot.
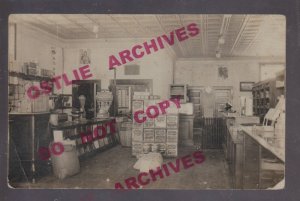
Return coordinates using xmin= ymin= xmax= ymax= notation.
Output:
xmin=10 ymin=145 xmax=231 ymax=189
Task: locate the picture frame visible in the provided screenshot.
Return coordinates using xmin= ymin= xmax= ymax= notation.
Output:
xmin=240 ymin=82 xmax=255 ymax=91
xmin=79 ymin=48 xmax=91 ymax=65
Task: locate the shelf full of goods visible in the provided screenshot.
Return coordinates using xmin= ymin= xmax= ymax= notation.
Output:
xmin=131 ymin=92 xmax=179 ymax=157
xmin=9 ymin=61 xmax=54 ymax=113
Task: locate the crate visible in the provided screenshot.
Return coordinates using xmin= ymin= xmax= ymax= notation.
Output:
xmin=155 ymin=129 xmax=166 ymax=143
xmin=132 ymin=119 xmax=144 ymax=128
xmin=166 ymin=115 xmax=178 ymax=128
xmin=156 ymin=143 xmax=167 ymax=153
xmin=167 ymin=129 xmax=178 ymax=143
xmin=132 ymin=142 xmax=143 ymax=156
xmin=144 ymin=129 xmax=155 ymax=142
xmin=132 ymin=128 xmax=143 ymax=142
xmin=144 ymin=118 xmax=154 ymax=128
xmin=166 ymin=143 xmax=178 ymax=157
xmin=155 ymin=115 xmax=167 ymax=128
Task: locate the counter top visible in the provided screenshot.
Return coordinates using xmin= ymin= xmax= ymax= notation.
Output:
xmin=223 ymin=113 xmax=284 ymax=162
xmin=242 ymin=126 xmax=285 ymax=162
xmin=220 ymin=112 xmax=239 ymax=118
xmin=9 ymin=112 xmax=50 ymax=115
xmin=51 ymin=117 xmax=115 ymax=129
xmin=226 ymin=121 xmax=243 ymax=144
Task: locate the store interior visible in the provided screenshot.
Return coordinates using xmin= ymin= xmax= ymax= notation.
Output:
xmin=8 ymin=14 xmax=285 ymax=189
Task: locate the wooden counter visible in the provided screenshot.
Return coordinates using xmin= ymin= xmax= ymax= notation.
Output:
xmin=51 ymin=117 xmax=115 ymax=130
xmin=51 ymin=117 xmax=118 ymax=160
xmin=242 ymin=126 xmax=284 ymax=162
xmin=223 ymin=116 xmax=284 ymax=189
xmin=9 ymin=112 xmax=51 ymax=183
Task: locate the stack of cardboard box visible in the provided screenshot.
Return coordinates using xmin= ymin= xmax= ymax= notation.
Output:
xmin=131 ymin=98 xmax=179 ymax=157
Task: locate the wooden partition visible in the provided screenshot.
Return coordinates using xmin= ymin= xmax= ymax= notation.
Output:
xmin=200 ymin=117 xmax=226 ymax=149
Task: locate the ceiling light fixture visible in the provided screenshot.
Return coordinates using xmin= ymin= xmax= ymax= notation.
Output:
xmin=218 ymin=35 xmax=225 ymax=45
xmin=93 ymin=25 xmax=99 ymax=39
xmin=93 ymin=25 xmax=99 ymax=33
xmin=216 ymin=51 xmax=221 ymax=58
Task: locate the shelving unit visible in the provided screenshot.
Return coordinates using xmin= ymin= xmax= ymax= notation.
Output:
xmin=9 ymin=71 xmax=53 ymax=82
xmin=169 ymin=84 xmax=187 ymax=103
xmin=252 ymin=70 xmax=285 ymax=122
xmin=275 ymin=69 xmax=285 ymax=96
xmin=9 ymin=112 xmax=51 ymax=182
xmin=9 ymin=71 xmax=53 ymax=113
xmin=116 ymin=85 xmax=132 ymax=115
xmin=51 ymin=118 xmax=118 ymax=160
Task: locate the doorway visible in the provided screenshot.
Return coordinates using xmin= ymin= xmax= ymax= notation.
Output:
xmin=188 ymin=86 xmax=233 ymax=149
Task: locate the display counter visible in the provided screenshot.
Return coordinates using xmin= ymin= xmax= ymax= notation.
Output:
xmin=51 ymin=117 xmax=118 ymax=160
xmin=9 ymin=112 xmax=51 ymax=183
xmin=223 ymin=114 xmax=284 ymax=189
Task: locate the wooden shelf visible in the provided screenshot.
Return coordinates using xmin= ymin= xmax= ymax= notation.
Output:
xmin=51 ymin=118 xmax=118 ymax=158
xmin=169 ymin=84 xmax=187 ymax=103
xmin=252 ymin=71 xmax=285 ymax=121
xmin=9 ymin=71 xmax=53 ymax=82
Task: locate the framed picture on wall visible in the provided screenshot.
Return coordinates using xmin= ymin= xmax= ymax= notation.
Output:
xmin=240 ymin=82 xmax=255 ymax=91
xmin=79 ymin=48 xmax=91 ymax=64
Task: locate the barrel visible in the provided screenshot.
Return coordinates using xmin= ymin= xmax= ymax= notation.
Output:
xmin=119 ymin=121 xmax=132 ymax=147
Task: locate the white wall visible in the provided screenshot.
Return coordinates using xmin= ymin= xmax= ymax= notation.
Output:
xmin=11 ymin=23 xmax=285 ymax=106
xmin=174 ymin=57 xmax=284 ymax=111
xmin=10 ymin=24 xmax=175 ymax=98
xmin=11 ymin=23 xmax=64 ymax=94
xmin=13 ymin=23 xmax=64 ymax=73
xmin=62 ymin=39 xmax=175 ymax=99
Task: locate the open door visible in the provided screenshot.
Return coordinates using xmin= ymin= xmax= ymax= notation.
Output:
xmin=188 ymin=86 xmax=232 ymax=149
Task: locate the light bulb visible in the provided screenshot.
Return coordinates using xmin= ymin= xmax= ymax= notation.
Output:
xmin=218 ymin=36 xmax=225 ymax=45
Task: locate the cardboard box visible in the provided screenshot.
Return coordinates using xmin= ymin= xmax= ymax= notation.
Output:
xmin=144 ymin=118 xmax=154 ymax=128
xmin=143 ymin=129 xmax=155 ymax=142
xmin=156 ymin=143 xmax=166 ymax=153
xmin=155 ymin=129 xmax=166 ymax=143
xmin=166 ymin=143 xmax=178 ymax=157
xmin=167 ymin=129 xmax=178 ymax=143
xmin=132 ymin=100 xmax=144 ymax=112
xmin=143 ymin=143 xmax=152 ymax=153
xmin=132 ymin=128 xmax=143 ymax=142
xmin=166 ymin=115 xmax=179 ymax=128
xmin=178 ymin=103 xmax=194 ymax=115
xmin=103 ymin=137 xmax=109 ymax=145
xmin=132 ymin=142 xmax=143 ymax=156
xmin=155 ymin=115 xmax=167 ymax=128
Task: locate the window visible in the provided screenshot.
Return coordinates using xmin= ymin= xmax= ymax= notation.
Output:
xmin=260 ymin=63 xmax=285 ymax=81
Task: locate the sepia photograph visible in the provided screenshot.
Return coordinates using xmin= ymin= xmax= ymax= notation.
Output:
xmin=8 ymin=14 xmax=285 ymax=190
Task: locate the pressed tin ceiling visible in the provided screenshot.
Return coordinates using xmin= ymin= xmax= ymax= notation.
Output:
xmin=10 ymin=14 xmax=285 ymax=58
